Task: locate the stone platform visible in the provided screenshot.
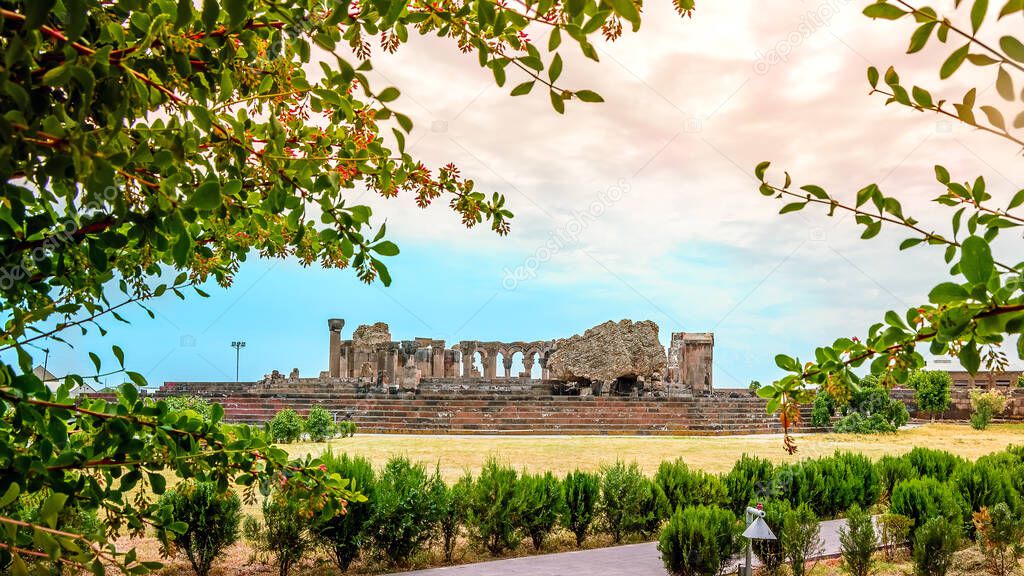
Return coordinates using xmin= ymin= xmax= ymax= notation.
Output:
xmin=145 ymin=378 xmax=823 ymax=436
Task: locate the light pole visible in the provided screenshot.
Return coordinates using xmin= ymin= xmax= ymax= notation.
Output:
xmin=231 ymin=341 xmax=246 ymax=382
xmin=742 ymin=504 xmax=777 ymax=576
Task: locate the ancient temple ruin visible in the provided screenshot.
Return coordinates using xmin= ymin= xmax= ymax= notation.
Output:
xmin=324 ymin=318 xmax=714 ymax=397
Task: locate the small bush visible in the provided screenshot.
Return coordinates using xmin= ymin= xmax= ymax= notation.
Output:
xmin=467 ymin=457 xmax=521 ymax=555
xmin=158 ymin=481 xmax=242 ymax=576
xmin=912 ymin=517 xmax=962 ymax=576
xmin=970 ymin=388 xmax=1009 ymax=430
xmin=562 ymin=469 xmax=600 ymax=546
xmin=811 ymin=391 xmax=836 ymax=428
xmin=601 ymin=460 xmax=657 ymax=543
xmin=907 ymin=370 xmax=952 ymax=418
xmin=658 ymin=505 xmax=742 ymax=576
xmin=653 ymin=458 xmax=727 ymax=518
xmin=336 ymin=420 xmax=357 ymax=437
xmin=973 ymin=503 xmax=1024 ymax=576
xmin=247 ymin=491 xmax=309 ymax=576
xmin=304 ymin=406 xmax=335 ymax=442
xmin=879 ymin=513 xmax=914 ymax=561
xmin=164 ymin=395 xmax=214 ymax=421
xmin=782 ymin=503 xmax=823 ymax=576
xmin=437 ymin=473 xmax=472 ymax=563
xmin=890 ymin=477 xmax=965 ymax=538
xmin=833 ymin=378 xmax=910 ymax=434
xmin=839 ymin=504 xmax=876 ymax=576
xmin=876 ymin=455 xmax=919 ymax=503
xmin=721 ymin=454 xmax=775 ymax=516
xmin=904 ymin=447 xmax=963 ymax=481
xmin=269 ymin=409 xmax=304 ymax=443
xmin=369 ymin=456 xmax=443 ymax=564
xmin=516 ymin=471 xmax=565 ymax=550
xmin=311 ymin=451 xmax=375 ymax=572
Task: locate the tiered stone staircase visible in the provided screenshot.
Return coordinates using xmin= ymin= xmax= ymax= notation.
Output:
xmin=144 ymin=380 xmax=821 ymax=436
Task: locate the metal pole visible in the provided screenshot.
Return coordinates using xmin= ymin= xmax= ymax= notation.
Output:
xmin=235 ymin=347 xmax=240 ymax=382
xmin=745 ymin=509 xmax=753 ymax=576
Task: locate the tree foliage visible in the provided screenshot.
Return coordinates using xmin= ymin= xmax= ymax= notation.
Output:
xmin=0 ymin=0 xmax=693 ymax=570
xmin=755 ymin=0 xmax=1024 ymax=453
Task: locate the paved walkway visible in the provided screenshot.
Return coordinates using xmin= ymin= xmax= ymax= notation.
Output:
xmin=388 ymin=519 xmax=851 ymax=576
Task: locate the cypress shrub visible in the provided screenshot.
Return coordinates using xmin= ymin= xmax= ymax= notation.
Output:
xmin=782 ymin=503 xmax=822 ymax=576
xmin=468 ymin=457 xmax=521 ymax=555
xmin=658 ymin=505 xmax=742 ymax=576
xmin=369 ymin=456 xmax=443 ymax=564
xmin=311 ymin=452 xmax=376 ymax=572
xmin=600 ymin=460 xmax=656 ymax=543
xmin=515 ymin=471 xmax=565 ymax=551
xmin=951 ymin=459 xmax=1019 ymax=519
xmin=890 ymin=477 xmax=966 ymax=538
xmin=875 ymin=454 xmax=918 ymax=502
xmin=817 ymin=452 xmax=880 ymax=517
xmin=436 ymin=472 xmax=472 ymax=563
xmin=653 ymin=458 xmax=727 ymax=517
xmin=722 ymin=454 xmax=775 ymax=516
xmin=839 ymin=504 xmax=876 ymax=576
xmin=157 ymin=481 xmax=242 ymax=576
xmin=878 ymin=513 xmax=914 ymax=561
xmin=912 ymin=517 xmax=961 ymax=576
xmin=247 ymin=491 xmax=309 ymax=576
xmin=562 ymin=469 xmax=600 ymax=546
xmin=904 ymin=447 xmax=963 ymax=481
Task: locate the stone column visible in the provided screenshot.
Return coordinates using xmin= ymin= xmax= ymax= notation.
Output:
xmin=502 ymin=355 xmax=513 ymax=378
xmin=539 ymin=355 xmax=549 ymax=380
xmin=483 ymin=347 xmax=498 ymax=379
xmin=523 ymin=355 xmax=535 ymax=380
xmin=431 ymin=341 xmax=445 ymax=377
xmin=328 ymin=319 xmax=344 ymax=378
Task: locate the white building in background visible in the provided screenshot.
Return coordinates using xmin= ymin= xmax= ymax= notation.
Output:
xmin=32 ymin=366 xmax=97 ymax=398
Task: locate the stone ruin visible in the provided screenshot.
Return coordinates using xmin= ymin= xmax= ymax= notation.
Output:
xmin=324 ymin=317 xmax=714 ymax=397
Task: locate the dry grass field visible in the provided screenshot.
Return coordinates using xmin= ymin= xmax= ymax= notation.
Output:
xmin=284 ymin=422 xmax=1024 ymax=482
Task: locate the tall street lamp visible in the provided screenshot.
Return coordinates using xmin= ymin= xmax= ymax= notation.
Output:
xmin=231 ymin=341 xmax=246 ymax=382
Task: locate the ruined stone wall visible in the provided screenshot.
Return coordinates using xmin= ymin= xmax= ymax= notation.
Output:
xmin=325 ymin=318 xmax=717 ymax=395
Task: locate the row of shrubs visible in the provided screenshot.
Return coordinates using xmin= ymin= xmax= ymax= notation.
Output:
xmin=268 ymin=407 xmax=357 ymax=443
xmin=158 ymin=445 xmax=1024 ymax=576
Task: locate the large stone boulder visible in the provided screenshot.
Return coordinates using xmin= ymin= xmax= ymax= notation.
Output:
xmin=352 ymin=322 xmax=392 ymax=348
xmin=546 ymin=319 xmax=667 ymax=385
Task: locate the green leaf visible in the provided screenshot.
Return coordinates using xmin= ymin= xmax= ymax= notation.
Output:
xmin=907 ymin=22 xmax=936 ymax=53
xmin=112 ymin=345 xmax=125 ymax=367
xmin=959 ymin=235 xmax=994 ymax=284
xmin=0 ymin=483 xmax=20 ymax=508
xmin=201 ymin=0 xmax=219 ymax=30
xmin=1008 ymin=189 xmax=1024 ymax=210
xmin=996 ymin=66 xmax=1014 ymax=100
xmin=940 ymin=44 xmax=970 ymax=78
xmin=24 ymin=0 xmax=57 ymax=29
xmin=224 ymin=0 xmax=248 ymax=28
xmin=372 ymin=241 xmax=400 ymax=256
xmin=574 ymin=90 xmax=604 ymax=103
xmin=548 ymin=53 xmax=563 ymax=83
xmin=867 ymin=66 xmax=879 ymax=88
xmin=928 ymin=282 xmax=968 ymax=304
xmin=192 ymin=181 xmax=222 ymax=210
xmin=549 ymin=90 xmax=565 ymax=114
xmin=377 ymin=87 xmax=400 ymax=102
xmin=863 ymin=2 xmax=907 ymax=19
xmin=960 ymin=340 xmax=981 ymax=373
xmin=980 ymin=105 xmax=1006 ymax=130
xmin=148 ymin=472 xmax=167 ymax=495
xmin=40 ymin=493 xmax=68 ymax=529
xmin=608 ymin=0 xmax=641 ymax=29
xmin=970 ymin=0 xmax=988 ymax=32
xmin=510 ymin=81 xmax=535 ymax=96
xmin=779 ymin=202 xmax=806 ymax=214
xmin=912 ymin=85 xmax=933 ymax=107
xmin=1000 ymin=36 xmax=1024 ymax=62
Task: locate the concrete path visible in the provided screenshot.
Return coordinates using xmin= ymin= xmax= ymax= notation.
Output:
xmin=388 ymin=519 xmax=851 ymax=576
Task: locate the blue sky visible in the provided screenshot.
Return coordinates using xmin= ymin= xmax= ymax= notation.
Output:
xmin=12 ymin=0 xmax=1023 ymax=388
